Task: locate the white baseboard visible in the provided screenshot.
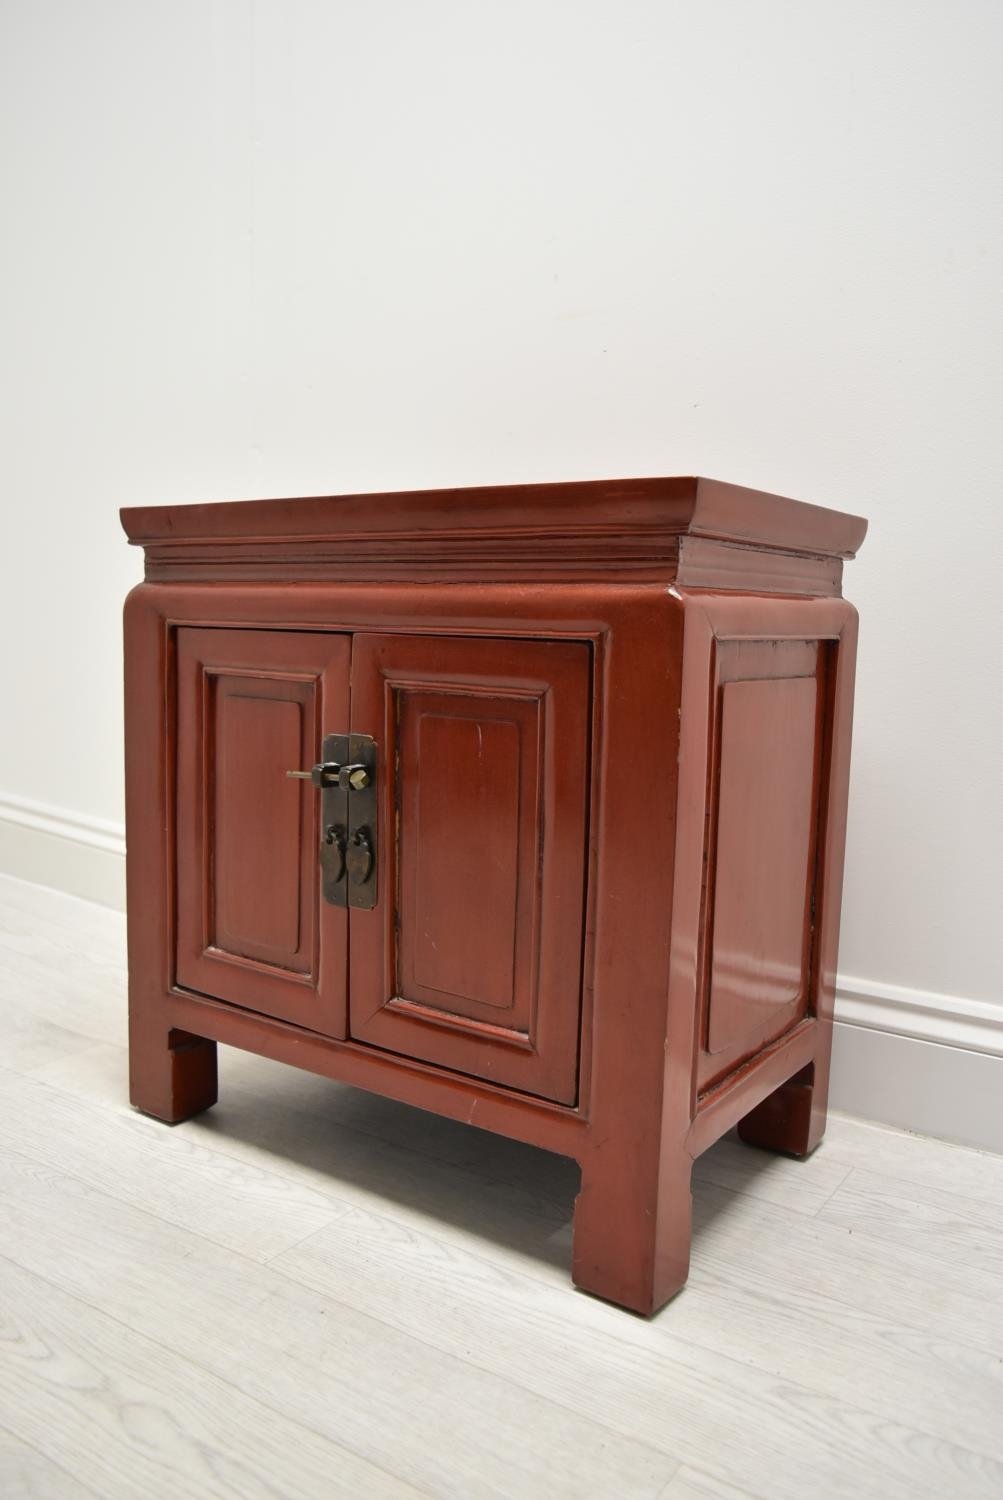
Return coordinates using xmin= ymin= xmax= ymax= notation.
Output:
xmin=0 ymin=792 xmax=1000 ymax=1153
xmin=834 ymin=973 xmax=1003 ymax=1060
xmin=831 ymin=974 xmax=1003 ymax=1153
xmin=0 ymin=791 xmax=126 ymax=911
xmin=829 ymin=1024 xmax=1001 ymax=1154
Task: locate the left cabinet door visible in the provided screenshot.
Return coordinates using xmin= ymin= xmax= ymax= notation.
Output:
xmin=175 ymin=627 xmax=350 ymax=1034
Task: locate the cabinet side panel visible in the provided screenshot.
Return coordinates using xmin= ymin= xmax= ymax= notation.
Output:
xmin=694 ymin=637 xmax=826 ymax=1092
xmin=707 ymin=675 xmax=817 ymax=1055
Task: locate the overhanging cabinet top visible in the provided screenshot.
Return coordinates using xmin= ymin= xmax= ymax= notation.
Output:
xmin=120 ymin=476 xmax=867 ymax=591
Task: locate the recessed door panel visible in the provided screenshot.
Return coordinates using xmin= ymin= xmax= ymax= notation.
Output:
xmin=175 ymin=627 xmax=350 ymax=1033
xmin=698 ymin=639 xmax=826 ymax=1090
xmin=213 ymin=687 xmax=306 ymax=963
xmin=349 ymin=634 xmax=590 ymax=1104
xmin=401 ymin=694 xmax=534 ymax=1024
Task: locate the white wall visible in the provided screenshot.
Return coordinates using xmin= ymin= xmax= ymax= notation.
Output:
xmin=2 ymin=2 xmax=1001 ymax=1140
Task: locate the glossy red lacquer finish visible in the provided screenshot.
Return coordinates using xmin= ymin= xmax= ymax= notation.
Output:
xmin=122 ymin=475 xmax=865 ymax=1315
xmin=175 ymin=627 xmax=350 ymax=1034
xmin=348 ymin=633 xmax=590 ymax=1105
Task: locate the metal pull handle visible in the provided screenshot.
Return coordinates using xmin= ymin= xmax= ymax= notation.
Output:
xmin=346 ymin=826 xmax=375 ymax=887
xmin=320 ymin=823 xmax=347 ymax=886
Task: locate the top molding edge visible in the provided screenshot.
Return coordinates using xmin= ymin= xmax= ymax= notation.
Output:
xmin=120 ymin=475 xmax=868 ymax=561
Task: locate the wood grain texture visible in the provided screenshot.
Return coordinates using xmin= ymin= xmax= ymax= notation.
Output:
xmin=659 ymin=1468 xmax=766 ymax=1500
xmin=0 ymin=1157 xmax=673 ymax=1500
xmin=272 ymin=1193 xmax=1003 ymax=1496
xmin=0 ymin=1072 xmax=347 ymax=1262
xmin=0 ymin=1255 xmax=422 ymax=1500
xmin=817 ymin=1166 xmax=1003 ymax=1276
xmin=822 ymin=1113 xmax=1003 ymax=1201
xmin=0 ymin=1006 xmax=105 ymax=1077
xmin=0 ymin=883 xmax=125 ymax=1049
xmin=691 ymin=1128 xmax=852 ymax=1215
xmin=0 ymin=1424 xmax=100 ymax=1500
xmin=0 ymin=1254 xmax=425 ymax=1500
xmin=3 ymin=885 xmax=1003 ymax=1500
xmin=29 ymin=1039 xmax=582 ymax=1258
xmin=690 ymin=1174 xmax=1003 ymax=1365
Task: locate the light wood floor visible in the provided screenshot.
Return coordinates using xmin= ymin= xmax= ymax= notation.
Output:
xmin=0 ymin=873 xmax=1000 ymax=1500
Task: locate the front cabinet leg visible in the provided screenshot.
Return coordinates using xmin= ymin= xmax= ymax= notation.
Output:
xmin=572 ymin=1145 xmax=694 ymax=1316
xmin=737 ymin=1062 xmax=825 ymax=1158
xmin=129 ymin=1025 xmax=218 ymax=1124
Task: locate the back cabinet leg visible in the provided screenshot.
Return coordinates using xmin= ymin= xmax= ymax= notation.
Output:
xmin=737 ymin=1061 xmax=826 ymax=1158
xmin=129 ymin=1022 xmax=218 ymax=1124
xmin=572 ymin=1144 xmax=694 ymax=1316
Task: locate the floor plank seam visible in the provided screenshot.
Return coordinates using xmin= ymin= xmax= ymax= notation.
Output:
xmin=3 ymin=1072 xmax=359 ymax=1263
xmin=206 ymin=1089 xmax=580 ymax=1218
xmin=16 ymin=1034 xmax=581 ymax=1229
xmin=22 ymin=1039 xmax=118 ymax=1080
xmin=0 ymin=1249 xmax=442 ymax=1500
xmin=809 ymin=1160 xmax=855 ymax=1216
xmin=0 ymin=1137 xmax=353 ymax=1283
xmin=5 ymin=879 xmax=1003 ymax=1499
xmin=267 ymin=1199 xmax=1003 ymax=1489
xmin=0 ymin=1417 xmax=106 ymax=1500
xmin=181 ymin=1105 xmax=574 ymax=1232
xmin=0 ymin=1160 xmax=674 ymax=1494
xmin=262 ymin=1213 xmax=355 ymax=1264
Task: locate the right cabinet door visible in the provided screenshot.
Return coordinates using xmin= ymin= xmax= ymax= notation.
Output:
xmin=348 ymin=633 xmax=591 ymax=1104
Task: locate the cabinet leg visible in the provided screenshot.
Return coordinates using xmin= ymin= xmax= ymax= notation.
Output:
xmin=129 ymin=1027 xmax=218 ymax=1124
xmin=572 ymin=1146 xmax=693 ymax=1316
xmin=737 ymin=1062 xmax=825 ymax=1158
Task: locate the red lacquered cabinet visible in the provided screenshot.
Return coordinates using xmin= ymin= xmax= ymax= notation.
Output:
xmin=121 ymin=476 xmax=866 ymax=1315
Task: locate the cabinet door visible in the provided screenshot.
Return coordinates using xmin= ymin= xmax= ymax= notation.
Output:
xmin=176 ymin=627 xmax=349 ymax=1034
xmin=348 ymin=634 xmax=590 ymax=1104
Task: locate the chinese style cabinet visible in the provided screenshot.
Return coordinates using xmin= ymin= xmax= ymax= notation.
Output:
xmin=121 ymin=476 xmax=866 ymax=1315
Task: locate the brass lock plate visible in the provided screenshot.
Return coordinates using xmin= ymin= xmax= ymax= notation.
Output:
xmin=319 ymin=732 xmax=378 ymax=910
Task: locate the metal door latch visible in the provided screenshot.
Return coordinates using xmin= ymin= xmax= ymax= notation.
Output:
xmin=287 ymin=733 xmax=377 ymax=909
xmin=287 ymin=761 xmax=370 ymax=791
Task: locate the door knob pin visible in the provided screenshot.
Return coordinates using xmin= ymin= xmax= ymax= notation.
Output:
xmin=286 ymin=762 xmax=370 ymax=791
